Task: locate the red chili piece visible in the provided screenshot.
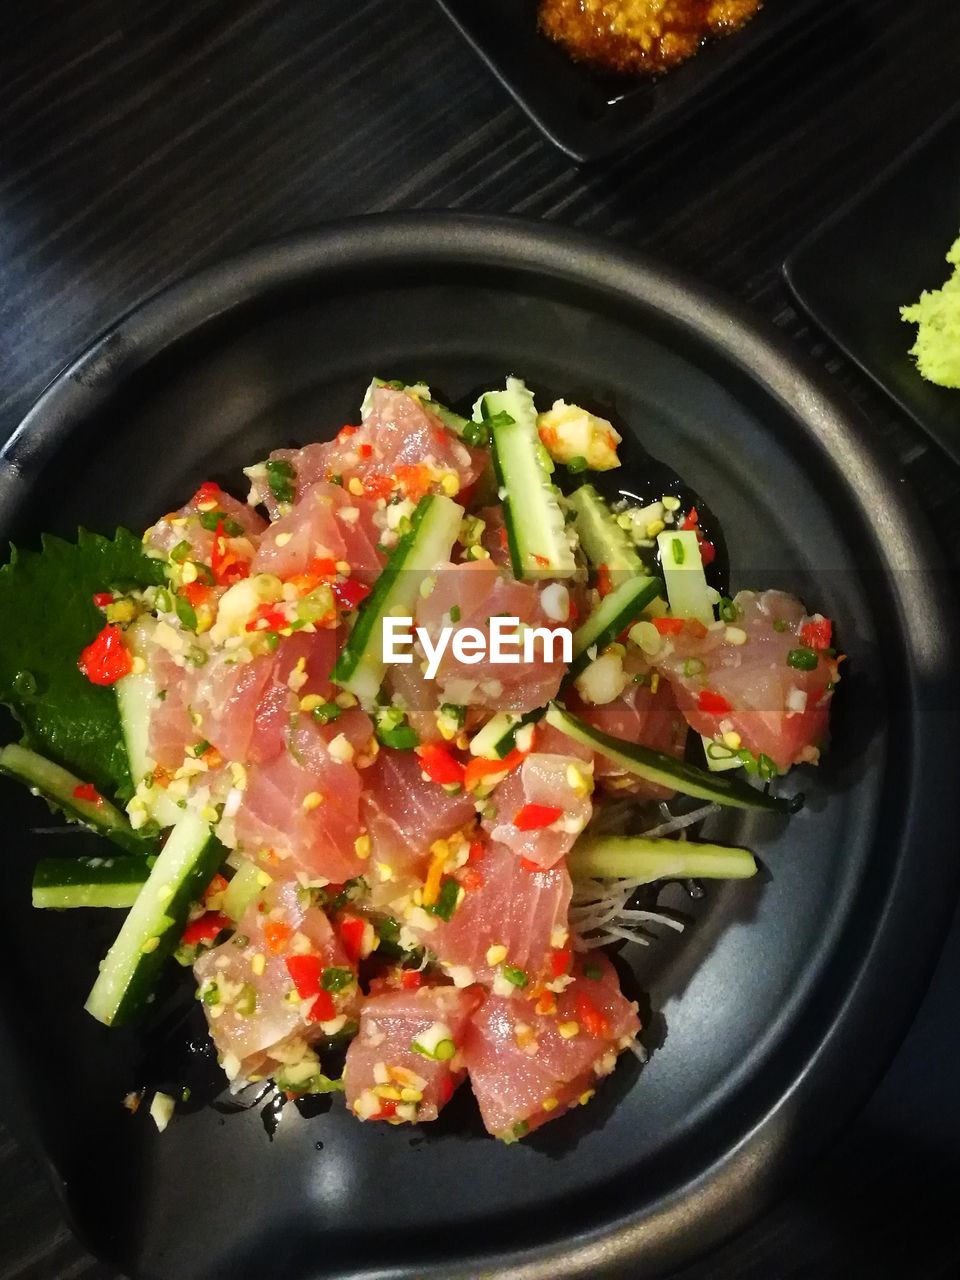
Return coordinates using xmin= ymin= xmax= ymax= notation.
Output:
xmin=182 ymin=911 xmax=231 ymax=946
xmin=77 ymin=624 xmax=133 ymax=685
xmin=513 ymin=803 xmax=562 ymax=831
xmin=697 ymin=689 xmax=732 ymax=716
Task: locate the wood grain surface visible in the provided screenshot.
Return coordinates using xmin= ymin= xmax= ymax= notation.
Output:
xmin=1 ymin=1 xmax=960 ymax=1276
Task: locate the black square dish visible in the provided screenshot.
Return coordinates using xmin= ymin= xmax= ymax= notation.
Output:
xmin=784 ymin=105 xmax=960 ymax=465
xmin=434 ymin=0 xmax=839 ymax=162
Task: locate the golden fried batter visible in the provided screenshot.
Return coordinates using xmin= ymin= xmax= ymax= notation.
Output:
xmin=539 ymin=0 xmax=763 ymax=75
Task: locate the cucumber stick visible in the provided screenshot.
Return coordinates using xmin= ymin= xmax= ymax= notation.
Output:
xmin=544 ymin=703 xmax=800 ymax=814
xmin=0 ymin=743 xmax=145 ymax=854
xmin=222 ymin=857 xmax=266 ymax=922
xmin=332 ymin=493 xmax=464 ymax=702
xmin=33 ymin=856 xmax=150 ymax=909
xmin=479 ymin=378 xmax=575 ymax=580
xmin=117 ymin=619 xmax=183 ymax=830
xmin=85 ymin=811 xmax=225 ymax=1026
xmin=567 ymin=485 xmax=644 ymax=576
xmin=657 ymin=529 xmax=714 ymax=626
xmin=469 ymin=709 xmax=541 ymax=760
xmin=568 ymin=835 xmax=756 ymax=882
xmin=569 ymin=575 xmax=662 ymax=677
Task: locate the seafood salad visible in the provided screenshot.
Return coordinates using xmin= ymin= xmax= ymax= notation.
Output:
xmin=0 ymin=376 xmax=840 ymax=1141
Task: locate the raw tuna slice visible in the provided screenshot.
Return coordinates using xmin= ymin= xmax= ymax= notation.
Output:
xmin=329 ymin=386 xmax=487 ymax=501
xmin=344 ymin=985 xmax=480 ymax=1124
xmin=406 ymin=839 xmax=572 ymax=989
xmin=233 ymin=714 xmax=370 ymax=884
xmin=193 ymin=879 xmax=359 ymax=1085
xmin=483 ymin=753 xmax=593 ymax=869
xmin=415 ymin=560 xmax=567 ymax=712
xmin=247 ymin=444 xmax=332 ymax=519
xmin=251 ymin=483 xmax=349 ymax=578
xmin=245 ymin=630 xmax=341 ymax=764
xmin=383 ymin=662 xmax=442 ymax=744
xmin=145 ymin=481 xmax=265 ymax=564
xmin=462 ymin=953 xmax=641 ymax=1140
xmin=651 ymin=590 xmax=839 ymax=771
xmin=145 ymin=641 xmax=199 ymax=770
xmin=568 ymin=677 xmax=688 ymax=800
xmin=361 ymin=748 xmax=476 ymax=882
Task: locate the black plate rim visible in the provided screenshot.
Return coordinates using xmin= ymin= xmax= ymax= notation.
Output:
xmin=3 ymin=212 xmax=959 ymax=1280
xmin=782 ymin=100 xmax=960 ymax=448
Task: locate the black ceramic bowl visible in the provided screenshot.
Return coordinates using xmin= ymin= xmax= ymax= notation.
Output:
xmin=0 ymin=215 xmax=957 ymax=1280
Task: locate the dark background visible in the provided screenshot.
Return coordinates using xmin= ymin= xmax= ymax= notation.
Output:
xmin=2 ymin=1 xmax=960 ymax=1276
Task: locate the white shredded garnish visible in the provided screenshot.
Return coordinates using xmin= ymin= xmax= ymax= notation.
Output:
xmin=569 ymin=801 xmax=720 ymax=950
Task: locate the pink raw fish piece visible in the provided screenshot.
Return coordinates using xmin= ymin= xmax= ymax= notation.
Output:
xmin=404 ymin=840 xmax=572 ymax=988
xmin=651 ymin=590 xmax=838 ymax=771
xmin=344 ymin=985 xmax=481 ymax=1124
xmin=483 ymin=754 xmax=592 ymax=869
xmin=251 ymin=483 xmax=349 ymax=578
xmin=145 ymin=484 xmax=265 ymax=561
xmin=193 ymin=880 xmax=358 ymax=1083
xmin=415 ymin=560 xmax=566 ymax=713
xmin=233 ymin=714 xmax=370 ymax=884
xmin=360 ymin=748 xmax=476 ymax=880
xmin=462 ymin=953 xmax=640 ymax=1139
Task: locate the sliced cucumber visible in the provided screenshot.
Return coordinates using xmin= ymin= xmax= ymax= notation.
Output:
xmin=222 ymin=857 xmax=266 ymax=922
xmin=0 ymin=743 xmax=145 ymax=854
xmin=544 ymin=703 xmax=799 ymax=814
xmin=85 ymin=811 xmax=225 ymax=1026
xmin=478 ymin=378 xmax=575 ymax=580
xmin=332 ymin=493 xmax=464 ymax=702
xmin=567 ymin=485 xmax=644 ymax=576
xmin=701 ymin=735 xmax=744 ymax=773
xmin=32 ymin=856 xmax=150 ymax=909
xmin=568 ymin=834 xmax=756 ymax=882
xmin=361 ymin=378 xmax=469 ymax=436
xmin=569 ymin=575 xmax=662 ymax=677
xmin=117 ymin=619 xmax=183 ymax=830
xmin=469 ymin=713 xmax=519 ymax=759
xmin=657 ymin=529 xmax=714 ymax=626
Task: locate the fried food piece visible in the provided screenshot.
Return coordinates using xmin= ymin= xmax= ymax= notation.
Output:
xmin=539 ymin=0 xmax=763 ymax=75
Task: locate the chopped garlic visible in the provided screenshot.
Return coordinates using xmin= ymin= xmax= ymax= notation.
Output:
xmin=149 ymin=1091 xmax=175 ymax=1133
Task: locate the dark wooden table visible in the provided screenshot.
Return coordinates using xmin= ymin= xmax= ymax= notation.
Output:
xmin=2 ymin=1 xmax=960 ymax=1276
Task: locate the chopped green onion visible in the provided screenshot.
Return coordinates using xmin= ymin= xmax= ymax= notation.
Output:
xmin=449 ymin=604 xmax=461 ymax=623
xmin=321 ymin=966 xmax=355 ymax=993
xmin=565 ymin=455 xmax=589 ymax=474
xmin=175 ymin=595 xmax=198 ymax=630
xmin=192 ymin=739 xmax=211 ymax=757
xmin=427 ymin=878 xmax=460 ymax=922
xmin=434 ymin=1038 xmax=456 ymax=1061
xmin=582 ymin=962 xmax=603 ymax=980
xmin=718 ymin=597 xmax=739 ymax=624
xmin=201 ymin=981 xmax=220 ymax=1006
xmin=462 ymin=421 xmax=489 ymax=448
xmin=312 ymin=701 xmax=342 ymax=725
xmin=787 ymin=647 xmax=818 ymax=671
xmin=772 ymin=618 xmax=787 ymax=633
xmin=378 ymin=724 xmax=419 ymax=750
xmin=440 ymin=703 xmax=467 ymax=728
xmin=265 ymin=459 xmax=296 ymax=504
xmin=170 ymin=540 xmax=192 ymax=563
xmin=297 ymin=586 xmax=333 ymax=623
xmin=682 ymin=657 xmax=705 ymax=677
xmin=671 ymin=537 xmax=685 ymax=565
xmin=501 ymin=964 xmax=528 ymax=988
